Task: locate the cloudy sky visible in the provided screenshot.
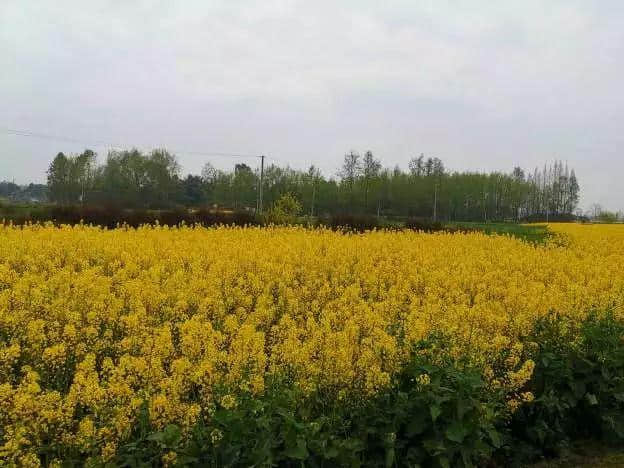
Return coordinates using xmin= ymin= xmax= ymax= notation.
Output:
xmin=1 ymin=1 xmax=623 ymax=210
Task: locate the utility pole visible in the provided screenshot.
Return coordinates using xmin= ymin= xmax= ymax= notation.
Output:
xmin=310 ymin=179 xmax=316 ymax=217
xmin=433 ymin=182 xmax=438 ymax=222
xmin=483 ymin=189 xmax=487 ymax=222
xmin=258 ymin=155 xmax=265 ymax=214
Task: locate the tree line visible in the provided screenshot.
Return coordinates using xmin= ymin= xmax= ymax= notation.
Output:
xmin=29 ymin=148 xmax=582 ymax=221
xmin=0 ymin=181 xmax=47 ymax=203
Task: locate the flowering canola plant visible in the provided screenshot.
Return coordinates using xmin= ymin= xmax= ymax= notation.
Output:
xmin=0 ymin=223 xmax=623 ymax=464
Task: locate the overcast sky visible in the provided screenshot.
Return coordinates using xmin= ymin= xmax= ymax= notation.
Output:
xmin=1 ymin=1 xmax=623 ymax=210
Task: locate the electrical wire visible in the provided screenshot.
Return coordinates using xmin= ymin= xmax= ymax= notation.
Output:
xmin=0 ymin=126 xmax=263 ymax=160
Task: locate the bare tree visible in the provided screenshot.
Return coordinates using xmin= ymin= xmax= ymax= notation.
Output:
xmin=338 ymin=151 xmax=361 ymax=210
xmin=362 ymin=151 xmax=381 ymax=212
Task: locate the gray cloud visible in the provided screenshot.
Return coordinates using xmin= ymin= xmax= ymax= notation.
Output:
xmin=1 ymin=0 xmax=623 ymax=210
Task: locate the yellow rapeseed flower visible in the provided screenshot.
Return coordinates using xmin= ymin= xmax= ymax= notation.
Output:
xmin=0 ymin=223 xmax=622 ymax=461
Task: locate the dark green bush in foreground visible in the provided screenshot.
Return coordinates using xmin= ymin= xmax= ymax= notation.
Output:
xmin=508 ymin=311 xmax=624 ymax=463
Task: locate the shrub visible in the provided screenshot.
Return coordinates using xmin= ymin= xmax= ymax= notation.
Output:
xmin=404 ymin=218 xmax=445 ymax=232
xmin=0 ymin=205 xmax=261 ymax=228
xmin=264 ymin=193 xmax=302 ymax=225
xmin=194 ymin=209 xmax=259 ymax=227
xmin=324 ymin=213 xmax=379 ymax=232
xmin=158 ymin=207 xmax=194 ymax=227
xmin=508 ymin=311 xmax=624 ymax=462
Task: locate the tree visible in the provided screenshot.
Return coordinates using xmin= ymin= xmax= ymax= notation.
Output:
xmin=590 ymin=203 xmax=603 ymax=220
xmin=339 ymin=151 xmax=361 ymax=210
xmin=361 ymin=151 xmax=381 ymax=212
xmin=74 ymin=149 xmax=97 ymax=203
xmin=47 ymin=152 xmax=71 ymax=203
xmin=510 ymin=167 xmax=526 ymax=220
xmin=232 ymin=163 xmax=257 ymax=209
xmin=0 ymin=181 xmax=20 ymax=198
xmin=408 ymin=154 xmax=424 ymax=177
xmin=597 ymin=210 xmax=618 ymax=223
xmin=200 ymin=162 xmax=218 ymax=205
xmin=146 ymin=149 xmax=180 ymax=206
xmin=40 ymin=147 xmax=581 ymax=222
xmin=179 ymin=175 xmax=206 ymax=206
xmin=94 ymin=148 xmax=180 ymax=208
xmin=568 ymin=170 xmax=580 ymax=214
xmin=265 ymin=193 xmax=302 ymax=224
xmin=306 ymin=165 xmax=321 ymax=217
xmin=99 ymin=149 xmax=149 ymax=207
xmin=424 ymin=158 xmax=434 ymax=177
xmin=201 ymin=162 xmax=217 ymax=184
xmin=431 ymin=158 xmax=445 ymax=177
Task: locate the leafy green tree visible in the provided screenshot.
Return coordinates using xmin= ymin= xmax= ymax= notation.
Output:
xmin=146 ymin=149 xmax=180 ymax=206
xmin=74 ymin=149 xmax=97 ymax=203
xmin=47 ymin=152 xmax=71 ymax=203
xmin=232 ymin=163 xmax=257 ymax=210
xmin=306 ymin=165 xmax=322 ymax=216
xmin=178 ymin=175 xmax=206 ymax=206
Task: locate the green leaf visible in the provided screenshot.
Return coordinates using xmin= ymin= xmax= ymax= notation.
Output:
xmin=446 ymin=421 xmax=470 ymax=443
xmin=573 ymin=380 xmax=587 ymax=398
xmin=146 ymin=431 xmax=165 ymax=443
xmin=430 ymin=404 xmax=442 ymax=422
xmin=423 ymin=438 xmax=446 ymax=455
xmin=486 ymin=428 xmax=502 ymax=449
xmin=145 ymin=425 xmax=181 ymax=446
xmin=285 ymin=438 xmax=309 ymax=460
xmin=145 ymin=424 xmax=181 ymax=448
xmin=535 ymin=425 xmax=546 ymax=444
xmin=586 ymin=393 xmax=598 ymax=405
xmin=385 ymin=447 xmax=395 ymax=468
xmin=457 ymin=397 xmax=470 ymax=419
xmin=324 ymin=445 xmax=340 ymax=459
xmin=407 ymin=420 xmax=426 ymax=436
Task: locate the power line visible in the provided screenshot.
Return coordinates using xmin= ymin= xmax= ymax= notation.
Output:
xmin=0 ymin=126 xmax=262 ymax=160
xmin=1 ymin=126 xmax=331 ymax=171
xmin=264 ymin=155 xmax=287 ymax=164
xmin=1 ymin=127 xmax=113 ymax=147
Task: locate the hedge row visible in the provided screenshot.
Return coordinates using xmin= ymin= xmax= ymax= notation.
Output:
xmin=1 ymin=205 xmax=259 ymax=229
xmin=2 ymin=205 xmax=460 ymax=234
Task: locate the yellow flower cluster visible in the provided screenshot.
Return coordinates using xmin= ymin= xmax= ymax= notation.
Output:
xmin=0 ymin=223 xmax=623 ymax=464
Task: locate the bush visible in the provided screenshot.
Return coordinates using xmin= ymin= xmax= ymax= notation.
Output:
xmin=158 ymin=207 xmax=194 ymax=227
xmin=404 ymin=218 xmax=445 ymax=232
xmin=508 ymin=311 xmax=624 ymax=462
xmin=324 ymin=213 xmax=379 ymax=232
xmin=195 ymin=209 xmax=259 ymax=227
xmin=521 ymin=213 xmax=579 ymax=223
xmin=263 ymin=193 xmax=302 ymax=225
xmin=0 ymin=205 xmax=261 ymax=228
